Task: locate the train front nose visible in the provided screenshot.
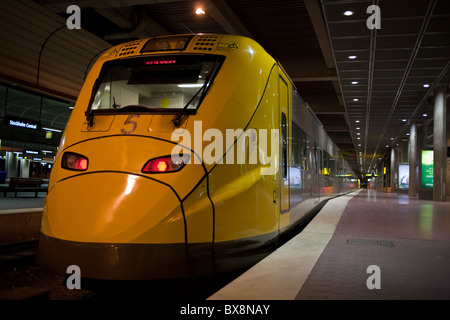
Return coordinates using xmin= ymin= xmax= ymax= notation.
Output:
xmin=38 ymin=172 xmax=191 ymax=280
xmin=37 ymin=136 xmax=207 ymax=280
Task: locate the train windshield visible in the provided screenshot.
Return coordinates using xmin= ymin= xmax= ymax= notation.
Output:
xmin=89 ymin=54 xmax=224 ymax=114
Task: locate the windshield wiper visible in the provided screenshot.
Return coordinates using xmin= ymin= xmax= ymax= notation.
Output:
xmin=172 ymin=83 xmax=209 ymax=127
xmin=85 ymin=78 xmax=101 ymax=127
xmin=172 ymin=57 xmax=220 ymax=127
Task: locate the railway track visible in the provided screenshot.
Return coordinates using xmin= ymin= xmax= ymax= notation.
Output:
xmin=0 ymin=239 xmax=39 ymax=270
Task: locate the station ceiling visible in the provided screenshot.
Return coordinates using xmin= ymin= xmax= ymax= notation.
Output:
xmin=2 ymin=0 xmax=450 ymax=178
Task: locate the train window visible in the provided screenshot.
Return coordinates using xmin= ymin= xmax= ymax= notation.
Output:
xmin=291 ymin=122 xmax=306 ymax=169
xmin=281 ymin=112 xmax=287 ymax=180
xmin=323 ymin=151 xmax=334 ymax=176
xmin=88 ymin=55 xmax=224 ymax=114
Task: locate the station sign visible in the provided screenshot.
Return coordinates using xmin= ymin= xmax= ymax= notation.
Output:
xmin=5 ymin=116 xmax=41 ymax=131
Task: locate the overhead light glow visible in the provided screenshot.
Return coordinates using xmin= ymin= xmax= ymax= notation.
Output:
xmin=343 ymin=10 xmax=354 ymax=16
xmin=423 ymin=113 xmax=427 ymax=117
xmin=355 ymin=120 xmax=360 ymax=123
xmin=402 ymin=119 xmax=407 ymax=122
xmin=195 ymin=7 xmax=205 ymax=15
xmin=423 ymin=84 xmax=430 ymax=88
xmin=43 ymin=127 xmax=62 ymax=133
xmin=348 ymin=55 xmax=357 ymax=59
xmin=177 ymin=83 xmax=204 ymax=88
xmin=351 ymin=81 xmax=358 ymax=85
xmin=353 ymin=98 xmax=359 ymax=101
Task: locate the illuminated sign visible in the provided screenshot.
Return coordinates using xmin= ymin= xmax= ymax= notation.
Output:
xmin=398 ymin=164 xmax=409 ymax=189
xmin=421 ymin=150 xmax=433 ymax=188
xmin=5 ymin=116 xmax=41 ymax=131
xmin=145 ymin=59 xmax=176 ymax=65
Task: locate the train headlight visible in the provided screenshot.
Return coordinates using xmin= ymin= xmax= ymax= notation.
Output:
xmin=142 ymin=155 xmax=189 ymax=174
xmin=61 ymin=152 xmax=88 ymax=171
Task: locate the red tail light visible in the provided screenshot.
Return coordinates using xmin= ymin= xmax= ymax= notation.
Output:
xmin=62 ymin=152 xmax=88 ymax=171
xmin=142 ymin=155 xmax=188 ymax=174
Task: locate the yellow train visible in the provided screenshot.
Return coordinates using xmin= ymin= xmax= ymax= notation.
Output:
xmin=37 ymin=34 xmax=357 ymax=280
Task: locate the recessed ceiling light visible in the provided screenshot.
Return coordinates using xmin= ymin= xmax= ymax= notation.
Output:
xmin=343 ymin=10 xmax=354 ymax=16
xmin=355 ymin=120 xmax=360 ymax=123
xmin=356 ymin=127 xmax=360 ymax=130
xmin=357 ymin=137 xmax=361 ymax=140
xmin=402 ymin=119 xmax=406 ymax=122
xmin=423 ymin=84 xmax=430 ymax=88
xmin=351 ymin=81 xmax=358 ymax=85
xmin=195 ymin=7 xmax=205 ymax=15
xmin=358 ymin=144 xmax=361 ymax=146
xmin=423 ymin=113 xmax=427 ymax=117
xmin=357 ymin=133 xmax=360 ymax=135
xmin=348 ymin=55 xmax=357 ymax=60
xmin=353 ymin=98 xmax=359 ymax=101
xmin=406 ymin=133 xmax=410 ymax=136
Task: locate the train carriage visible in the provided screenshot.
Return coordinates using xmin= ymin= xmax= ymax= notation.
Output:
xmin=37 ymin=34 xmax=357 ymax=280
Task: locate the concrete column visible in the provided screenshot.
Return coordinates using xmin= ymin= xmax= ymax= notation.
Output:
xmin=433 ymin=86 xmax=448 ymax=201
xmin=390 ymin=147 xmax=398 ymax=192
xmin=5 ymin=152 xmax=17 ymax=179
xmin=20 ymin=159 xmax=30 ymax=178
xmin=409 ymin=123 xmax=417 ymax=197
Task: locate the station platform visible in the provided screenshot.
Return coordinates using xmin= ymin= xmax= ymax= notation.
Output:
xmin=0 ymin=191 xmax=45 ymax=244
xmin=209 ymin=189 xmax=450 ymax=300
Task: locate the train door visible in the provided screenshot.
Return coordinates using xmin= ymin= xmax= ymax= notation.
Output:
xmin=279 ymin=75 xmax=290 ymax=217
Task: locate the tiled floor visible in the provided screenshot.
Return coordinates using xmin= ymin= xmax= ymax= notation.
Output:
xmin=297 ymin=190 xmax=450 ymax=300
xmin=210 ymin=189 xmax=450 ymax=300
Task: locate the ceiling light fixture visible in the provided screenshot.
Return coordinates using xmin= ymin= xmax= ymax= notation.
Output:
xmin=343 ymin=10 xmax=354 ymax=16
xmin=402 ymin=119 xmax=406 ymax=122
xmin=353 ymin=98 xmax=359 ymax=101
xmin=348 ymin=55 xmax=357 ymax=59
xmin=195 ymin=7 xmax=205 ymax=15
xmin=355 ymin=120 xmax=360 ymax=123
xmin=351 ymin=81 xmax=358 ymax=85
xmin=423 ymin=84 xmax=430 ymax=88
